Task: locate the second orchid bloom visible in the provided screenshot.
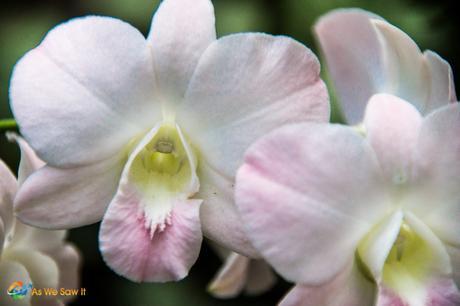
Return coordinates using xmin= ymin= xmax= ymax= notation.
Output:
xmin=236 ymin=9 xmax=460 ymax=306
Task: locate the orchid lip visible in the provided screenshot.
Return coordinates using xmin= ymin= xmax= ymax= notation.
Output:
xmin=122 ymin=121 xmax=199 ymax=238
xmin=356 ymin=209 xmax=453 ymax=305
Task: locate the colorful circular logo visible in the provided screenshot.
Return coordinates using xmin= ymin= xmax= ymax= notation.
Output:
xmin=7 ymin=281 xmax=31 ymax=300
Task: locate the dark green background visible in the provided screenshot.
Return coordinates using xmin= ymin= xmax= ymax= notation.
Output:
xmin=0 ymin=0 xmax=458 ymax=305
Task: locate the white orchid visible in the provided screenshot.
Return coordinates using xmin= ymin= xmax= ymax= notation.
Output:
xmin=207 ymin=243 xmax=276 ymax=299
xmin=10 ymin=0 xmax=329 ymax=282
xmin=0 ymin=134 xmax=80 ymax=306
xmin=315 ymin=9 xmax=456 ymax=123
xmin=236 ymin=93 xmax=460 ymax=306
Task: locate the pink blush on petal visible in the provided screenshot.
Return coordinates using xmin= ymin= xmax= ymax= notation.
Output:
xmin=427 ymin=278 xmax=460 ymax=306
xmin=99 ymin=186 xmax=203 ymax=282
xmin=377 ymin=286 xmax=408 ymax=306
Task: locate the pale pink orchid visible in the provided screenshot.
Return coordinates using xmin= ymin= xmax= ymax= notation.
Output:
xmin=0 ymin=134 xmax=80 ymax=306
xmin=207 ymin=243 xmax=276 ymax=299
xmin=10 ymin=0 xmax=329 ymax=282
xmin=315 ymin=9 xmax=457 ymax=124
xmin=236 ymin=94 xmax=460 ymax=306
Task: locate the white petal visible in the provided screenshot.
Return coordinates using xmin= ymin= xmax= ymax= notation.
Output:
xmin=10 ymin=16 xmax=160 ymax=167
xmin=3 ymin=249 xmax=59 ymax=290
xmin=372 ymin=19 xmax=430 ymax=112
xmin=424 ymin=51 xmax=457 ymax=109
xmin=47 ymin=245 xmax=80 ymax=292
xmin=8 ymin=221 xmax=66 ymax=253
xmin=0 ymin=260 xmax=32 ymax=306
xmin=411 ymin=103 xmax=460 ymax=246
xmin=7 ymin=250 xmax=63 ymax=306
xmin=358 ymin=210 xmax=404 ymax=280
xmin=147 ymin=0 xmax=215 ymax=110
xmin=404 ymin=212 xmax=451 ymax=276
xmin=198 ymin=161 xmax=259 ymax=257
xmin=208 ymin=252 xmax=250 ymax=298
xmin=207 ymin=246 xmax=275 ymax=298
xmin=0 ymin=159 xmax=17 ymax=236
xmin=179 ymin=33 xmax=329 ymax=178
xmin=6 ymin=132 xmax=45 ymax=185
xmin=14 ymin=153 xmax=125 ymax=229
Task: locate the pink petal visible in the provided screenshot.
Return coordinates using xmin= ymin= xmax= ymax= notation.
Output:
xmin=10 ymin=16 xmax=159 ymax=167
xmin=376 ymin=286 xmax=409 ymax=306
xmin=14 ymin=153 xmax=125 ymax=229
xmin=377 ymin=279 xmax=460 ymax=306
xmin=425 ymin=279 xmax=460 ymax=306
xmin=314 ymin=9 xmax=455 ymax=123
xmin=235 ymin=122 xmax=388 ymax=285
xmin=314 ymin=9 xmax=385 ymax=124
xmin=363 ymin=94 xmax=422 ymax=184
xmin=99 ymin=190 xmax=203 ymax=282
xmin=147 ymin=0 xmax=215 ymax=108
xmin=279 ymin=260 xmax=375 ymax=306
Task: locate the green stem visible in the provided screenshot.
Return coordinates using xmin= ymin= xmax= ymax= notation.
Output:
xmin=0 ymin=119 xmax=18 ymax=130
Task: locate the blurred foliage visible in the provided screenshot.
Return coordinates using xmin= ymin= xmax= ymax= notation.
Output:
xmin=0 ymin=0 xmax=458 ymax=305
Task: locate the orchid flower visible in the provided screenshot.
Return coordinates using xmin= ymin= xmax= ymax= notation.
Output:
xmin=236 ymin=93 xmax=460 ymax=306
xmin=0 ymin=134 xmax=80 ymax=306
xmin=10 ymin=0 xmax=329 ymax=282
xmin=207 ymin=243 xmax=276 ymax=298
xmin=314 ymin=9 xmax=456 ymax=124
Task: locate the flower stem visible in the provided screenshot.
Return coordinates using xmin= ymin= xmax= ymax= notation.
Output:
xmin=0 ymin=119 xmax=18 ymax=130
